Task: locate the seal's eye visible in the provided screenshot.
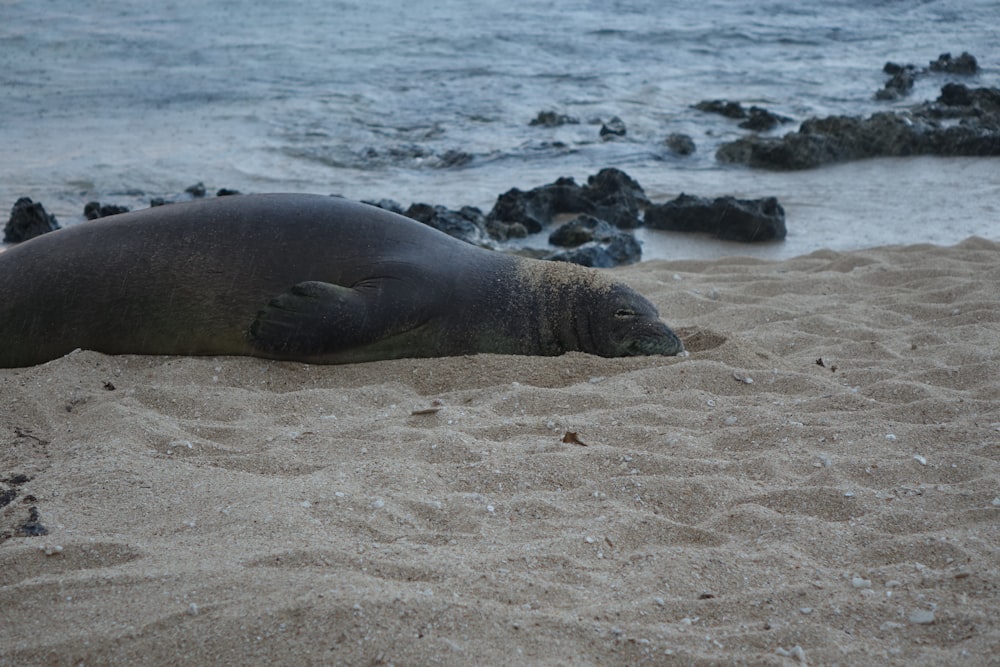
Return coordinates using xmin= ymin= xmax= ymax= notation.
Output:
xmin=615 ymin=308 xmax=636 ymax=319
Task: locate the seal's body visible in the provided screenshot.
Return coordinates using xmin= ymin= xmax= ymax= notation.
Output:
xmin=0 ymin=194 xmax=682 ymax=368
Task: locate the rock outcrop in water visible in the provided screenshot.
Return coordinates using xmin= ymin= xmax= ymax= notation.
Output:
xmin=84 ymin=202 xmax=130 ymax=220
xmin=485 ymin=167 xmax=648 ymax=240
xmin=3 ymin=169 xmax=786 ymax=268
xmin=717 ymin=83 xmax=1000 ymax=170
xmin=876 ymin=62 xmax=919 ymax=101
xmin=665 ymin=133 xmax=697 ymax=156
xmin=711 ymin=53 xmax=996 ymax=170
xmin=645 ymin=194 xmax=786 ymax=242
xmin=876 ymin=52 xmax=980 ymax=101
xmin=529 ymin=111 xmax=580 ymax=127
xmin=929 ymin=51 xmax=979 ymax=75
xmin=373 ymin=167 xmax=783 ymax=265
xmin=599 ymin=116 xmax=627 ymax=139
xmin=4 ymin=198 xmax=60 ymax=243
xmin=694 ymin=100 xmax=792 ymax=132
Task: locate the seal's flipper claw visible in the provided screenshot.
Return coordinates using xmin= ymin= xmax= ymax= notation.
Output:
xmin=248 ymin=281 xmax=370 ymax=355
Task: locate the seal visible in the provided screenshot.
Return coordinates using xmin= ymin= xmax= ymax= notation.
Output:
xmin=0 ymin=194 xmax=683 ymax=368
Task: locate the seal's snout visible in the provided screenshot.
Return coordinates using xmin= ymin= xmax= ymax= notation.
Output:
xmin=630 ymin=319 xmax=684 ymax=357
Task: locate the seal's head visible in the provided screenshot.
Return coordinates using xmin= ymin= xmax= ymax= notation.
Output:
xmin=512 ymin=259 xmax=684 ymax=359
xmin=586 ymin=283 xmax=684 ymax=357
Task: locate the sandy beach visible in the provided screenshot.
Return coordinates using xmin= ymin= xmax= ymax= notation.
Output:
xmin=2 ymin=237 xmax=998 ymax=665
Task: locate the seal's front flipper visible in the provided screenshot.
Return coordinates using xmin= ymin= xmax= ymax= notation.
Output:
xmin=248 ymin=281 xmax=375 ymax=356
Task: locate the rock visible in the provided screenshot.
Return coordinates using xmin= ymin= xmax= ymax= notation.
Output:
xmin=150 ymin=197 xmax=169 ymax=207
xmin=694 ymin=100 xmax=748 ymax=119
xmin=363 ymin=199 xmax=406 ymax=215
xmin=185 ymin=182 xmax=207 ymax=198
xmin=883 ymin=61 xmax=911 ymax=76
xmin=436 ymin=149 xmax=474 ymax=168
xmin=644 ymin=194 xmax=786 ymax=242
xmin=486 ymin=178 xmax=592 ymax=237
xmin=583 ymin=167 xmax=647 ymax=229
xmin=717 ymin=88 xmax=1000 ymax=169
xmin=585 ymin=167 xmax=649 ymax=207
xmin=665 ymin=133 xmax=696 ymax=156
xmin=547 ymin=212 xmax=643 ymax=268
xmin=530 ymin=111 xmax=580 ymax=127
xmin=84 ymin=202 xmax=130 ymax=220
xmin=548 ymin=215 xmax=619 ymax=247
xmin=4 ymin=197 xmax=60 ymax=243
xmin=929 ymin=51 xmax=978 ymax=74
xmin=599 ymin=116 xmax=627 ymax=139
xmin=739 ymin=106 xmax=792 ymax=131
xmin=547 ymin=232 xmax=642 ymax=267
xmin=876 ymin=63 xmax=918 ymax=100
xmin=936 ymin=83 xmax=1000 ymax=111
xmin=695 ymin=100 xmax=790 ymax=131
xmin=938 ymin=82 xmax=973 ymax=106
xmin=876 ymin=53 xmax=979 ymax=101
xmin=484 ymin=169 xmax=648 ymax=238
xmin=216 ymin=188 xmax=241 ymax=196
xmin=718 ymin=113 xmax=925 ymax=168
xmin=403 ymin=203 xmax=489 ymax=246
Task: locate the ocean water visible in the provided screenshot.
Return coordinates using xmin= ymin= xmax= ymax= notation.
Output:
xmin=2 ymin=0 xmax=998 ymax=259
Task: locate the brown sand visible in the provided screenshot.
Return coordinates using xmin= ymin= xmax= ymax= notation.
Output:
xmin=2 ymin=237 xmax=998 ymax=666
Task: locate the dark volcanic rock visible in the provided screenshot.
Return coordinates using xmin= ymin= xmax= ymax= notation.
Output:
xmin=582 ymin=168 xmax=647 ymax=229
xmin=486 ymin=177 xmax=592 ymax=238
xmin=645 ymin=194 xmax=786 ymax=242
xmin=585 ymin=168 xmax=649 ymax=208
xmin=364 ymin=199 xmax=406 ymax=215
xmin=739 ymin=107 xmax=792 ymax=131
xmin=547 ymin=233 xmax=642 ymax=268
xmin=4 ymin=198 xmax=60 ymax=243
xmin=599 ymin=116 xmax=627 ymax=139
xmin=548 ymin=215 xmax=619 ymax=247
xmin=404 ymin=203 xmax=489 ymax=246
xmin=694 ymin=100 xmax=790 ymax=131
xmin=84 ymin=202 xmax=130 ymax=220
xmin=185 ymin=182 xmax=207 ymax=198
xmin=876 ymin=63 xmax=918 ymax=100
xmin=876 ymin=53 xmax=979 ymax=101
xmin=939 ymin=82 xmax=974 ymax=106
xmin=216 ymin=188 xmax=242 ymax=196
xmin=547 ymin=212 xmax=643 ymax=267
xmin=695 ymin=100 xmax=748 ymax=119
xmin=936 ymin=83 xmax=1000 ymax=111
xmin=717 ymin=86 xmax=1000 ymax=169
xmin=530 ymin=111 xmax=580 ymax=127
xmin=436 ymin=149 xmax=474 ymax=168
xmin=665 ymin=133 xmax=696 ymax=156
xmin=485 ymin=168 xmax=648 ymax=238
xmin=929 ymin=51 xmax=978 ymax=75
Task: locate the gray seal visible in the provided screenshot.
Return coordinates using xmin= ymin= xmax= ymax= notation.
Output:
xmin=0 ymin=194 xmax=683 ymax=368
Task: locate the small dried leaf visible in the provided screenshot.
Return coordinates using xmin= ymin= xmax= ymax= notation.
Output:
xmin=562 ymin=431 xmax=587 ymax=446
